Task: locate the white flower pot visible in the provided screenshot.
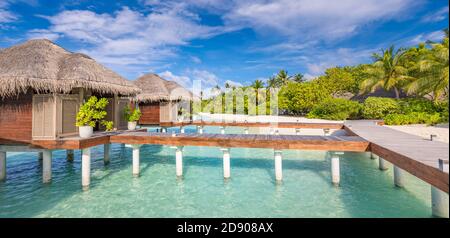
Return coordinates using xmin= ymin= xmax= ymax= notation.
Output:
xmin=79 ymin=126 xmax=93 ymax=138
xmin=128 ymin=121 xmax=137 ymax=130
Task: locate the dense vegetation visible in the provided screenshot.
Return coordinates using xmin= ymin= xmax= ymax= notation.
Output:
xmin=200 ymin=29 xmax=449 ymax=125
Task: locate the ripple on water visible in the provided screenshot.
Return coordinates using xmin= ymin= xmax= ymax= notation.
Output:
xmin=0 ymin=127 xmax=435 ymax=217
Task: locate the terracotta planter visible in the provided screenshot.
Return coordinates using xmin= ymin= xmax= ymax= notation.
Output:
xmin=79 ymin=126 xmax=93 ymax=138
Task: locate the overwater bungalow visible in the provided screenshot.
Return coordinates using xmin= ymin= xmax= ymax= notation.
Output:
xmin=0 ymin=39 xmax=140 ymax=145
xmin=133 ymin=73 xmax=194 ymax=125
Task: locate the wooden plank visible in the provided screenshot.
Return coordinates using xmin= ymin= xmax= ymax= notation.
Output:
xmin=109 ymin=132 xmax=369 ymax=152
xmin=345 ymin=121 xmax=449 ymax=194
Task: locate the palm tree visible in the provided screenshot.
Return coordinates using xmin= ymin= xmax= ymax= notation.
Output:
xmin=406 ymin=29 xmax=449 ymax=101
xmin=292 ymin=73 xmax=305 ymax=83
xmin=360 ymin=45 xmax=413 ymax=99
xmin=251 ymin=80 xmax=265 ymax=115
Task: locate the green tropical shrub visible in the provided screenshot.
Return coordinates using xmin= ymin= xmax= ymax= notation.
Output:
xmin=279 ymin=82 xmax=331 ymax=115
xmin=307 ymin=98 xmax=362 ymax=120
xmin=124 ymin=105 xmax=142 ymax=122
xmin=362 ymin=97 xmax=400 ymax=119
xmin=398 ymin=98 xmax=438 ymax=114
xmin=76 ymin=96 xmax=111 ymax=128
xmin=384 ymin=112 xmax=442 ymax=125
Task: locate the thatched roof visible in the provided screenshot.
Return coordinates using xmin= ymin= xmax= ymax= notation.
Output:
xmin=133 ymin=73 xmax=196 ymax=102
xmin=0 ymin=39 xmax=140 ymax=98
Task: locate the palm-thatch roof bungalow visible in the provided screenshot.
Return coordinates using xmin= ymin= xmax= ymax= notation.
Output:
xmin=133 ymin=73 xmax=195 ymax=125
xmin=0 ymin=39 xmax=140 ymax=144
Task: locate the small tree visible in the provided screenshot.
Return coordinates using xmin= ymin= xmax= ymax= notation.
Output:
xmin=124 ymin=105 xmax=142 ymax=122
xmin=76 ymin=96 xmax=113 ymax=131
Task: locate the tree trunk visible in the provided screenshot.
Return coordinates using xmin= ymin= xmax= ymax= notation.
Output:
xmin=394 ymin=87 xmax=400 ymax=99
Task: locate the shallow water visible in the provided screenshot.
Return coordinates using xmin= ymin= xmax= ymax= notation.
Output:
xmin=0 ymin=126 xmax=434 ymax=217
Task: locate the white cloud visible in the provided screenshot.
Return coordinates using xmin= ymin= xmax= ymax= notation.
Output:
xmin=159 ymin=70 xmax=192 ymax=88
xmin=188 ymin=69 xmax=219 ymax=87
xmin=224 ymin=79 xmax=242 ymax=87
xmin=190 ymin=56 xmax=202 ymax=63
xmin=421 ymin=7 xmax=448 ymax=23
xmin=31 ymin=6 xmax=229 ymax=78
xmin=27 ymin=29 xmax=60 ymax=41
xmin=223 ymin=0 xmax=418 ymax=40
xmin=408 ymin=30 xmax=446 ymax=45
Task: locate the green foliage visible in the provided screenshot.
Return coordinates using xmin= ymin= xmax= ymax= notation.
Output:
xmin=362 ymin=97 xmax=400 ymax=119
xmin=307 ymin=98 xmax=362 ymax=120
xmin=101 ymin=120 xmax=114 ymax=131
xmin=398 ymin=98 xmax=438 ymax=114
xmin=384 ymin=112 xmax=442 ymax=125
xmin=76 ymin=96 xmax=109 ymax=128
xmin=279 ymin=81 xmax=331 ymax=115
xmin=314 ymin=67 xmax=358 ymax=95
xmin=124 ymin=105 xmax=142 ymax=122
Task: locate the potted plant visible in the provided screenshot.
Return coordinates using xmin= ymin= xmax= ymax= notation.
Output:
xmin=124 ymin=105 xmax=141 ymax=130
xmin=76 ymin=96 xmax=113 ymax=138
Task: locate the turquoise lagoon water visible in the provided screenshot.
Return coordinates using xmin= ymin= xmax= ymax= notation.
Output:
xmin=0 ymin=126 xmax=434 ymax=217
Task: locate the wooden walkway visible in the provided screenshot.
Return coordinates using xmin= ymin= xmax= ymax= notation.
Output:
xmin=109 ymin=132 xmax=369 ymax=151
xmin=160 ymin=121 xmax=344 ymax=129
xmin=344 ymin=121 xmax=449 ymax=193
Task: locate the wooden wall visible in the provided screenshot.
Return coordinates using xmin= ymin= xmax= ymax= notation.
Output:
xmin=0 ymin=92 xmax=33 ymax=144
xmin=139 ymin=102 xmax=160 ymax=125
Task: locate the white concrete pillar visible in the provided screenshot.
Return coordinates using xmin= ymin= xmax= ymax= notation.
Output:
xmin=82 ymin=148 xmax=91 ymax=189
xmin=175 ymin=146 xmax=184 ymax=177
xmin=180 ymin=127 xmax=185 ymax=134
xmin=0 ymin=151 xmax=6 ymax=181
xmin=221 ymin=148 xmax=231 ymax=179
xmin=132 ymin=145 xmax=141 ymax=177
xmin=379 ymin=157 xmax=388 ymax=170
xmin=431 ymin=159 xmax=449 ymax=218
xmin=67 ymin=150 xmax=74 ymax=162
xmin=269 ymin=128 xmax=274 ymax=135
xmin=220 ymin=126 xmax=225 ymax=134
xmin=370 ymin=152 xmax=378 ymax=160
xmin=295 ymin=128 xmax=301 ymax=135
xmin=198 ymin=126 xmax=204 ymax=134
xmin=161 ymin=127 xmax=167 ymax=133
xmin=42 ymin=150 xmax=52 ymax=183
xmin=331 ymin=152 xmax=343 ymax=185
xmin=104 ymin=144 xmax=110 ymax=165
xmin=393 ymin=165 xmax=405 ymax=188
xmin=244 ymin=128 xmax=249 ymax=134
xmin=274 ymin=150 xmax=283 ymax=181
xmin=323 ymin=128 xmax=331 ymax=136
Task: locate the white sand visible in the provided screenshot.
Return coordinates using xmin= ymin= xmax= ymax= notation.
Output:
xmin=386 ymin=124 xmax=449 ymax=144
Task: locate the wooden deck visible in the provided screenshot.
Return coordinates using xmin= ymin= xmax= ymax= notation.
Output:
xmin=31 ymin=129 xmax=147 ymax=150
xmin=344 ymin=121 xmax=449 ymax=193
xmin=160 ymin=121 xmax=344 ymax=129
xmin=109 ymin=132 xmax=369 ymax=152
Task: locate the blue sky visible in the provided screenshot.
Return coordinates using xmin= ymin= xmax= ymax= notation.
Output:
xmin=0 ymin=0 xmax=448 ymax=90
